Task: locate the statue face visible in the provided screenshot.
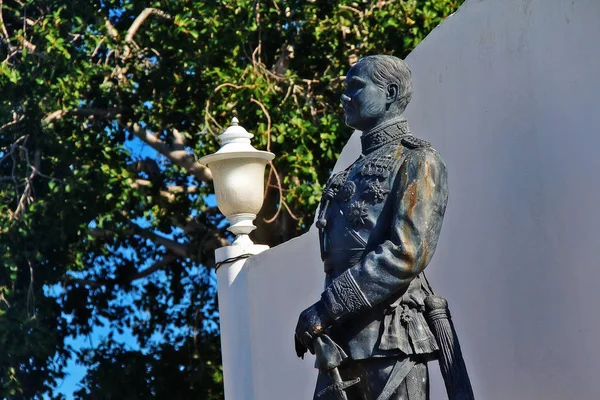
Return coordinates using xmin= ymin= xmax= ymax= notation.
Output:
xmin=341 ymin=63 xmax=388 ymax=132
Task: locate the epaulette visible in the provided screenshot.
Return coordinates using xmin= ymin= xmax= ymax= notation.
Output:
xmin=401 ymin=135 xmax=431 ymax=149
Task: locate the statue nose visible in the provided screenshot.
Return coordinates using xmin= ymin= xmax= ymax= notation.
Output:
xmin=340 ymin=94 xmax=351 ymax=104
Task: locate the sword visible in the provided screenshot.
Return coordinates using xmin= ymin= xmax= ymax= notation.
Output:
xmin=313 ymin=335 xmax=360 ymax=400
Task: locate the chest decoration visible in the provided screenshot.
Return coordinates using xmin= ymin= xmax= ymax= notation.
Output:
xmin=360 ymin=154 xmax=395 ymax=181
xmin=363 ymin=180 xmax=390 ymax=204
xmin=338 ymin=181 xmax=356 ymax=203
xmin=347 ymin=201 xmax=369 ymax=227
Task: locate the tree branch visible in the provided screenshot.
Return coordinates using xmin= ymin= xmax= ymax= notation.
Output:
xmin=0 ymin=0 xmax=11 ymax=44
xmin=105 ymin=19 xmax=119 ymax=39
xmin=166 ymin=185 xmax=198 ymax=194
xmin=18 ymin=37 xmax=36 ymax=52
xmin=80 ymin=215 xmax=230 ymax=286
xmin=125 ymin=8 xmax=172 ymax=43
xmin=173 ymin=217 xmax=230 ymax=247
xmin=91 ymin=37 xmax=106 ymax=59
xmin=0 ymin=112 xmax=24 ymax=134
xmin=74 ymin=217 xmax=230 ymax=286
xmin=43 ymin=108 xmax=121 ymax=125
xmin=130 ymin=255 xmax=178 ymax=280
xmin=204 ymin=83 xmax=256 ymax=135
xmin=9 ymin=139 xmax=43 ymax=221
xmin=131 ymin=179 xmax=198 ymax=195
xmin=264 ymin=161 xmax=298 ymax=223
xmin=172 ymin=128 xmax=185 ymax=151
xmin=88 ymin=228 xmax=115 ymax=239
xmin=64 ymin=254 xmax=178 ymax=287
xmin=250 ymin=98 xmax=272 ymax=152
xmin=131 ymin=178 xmax=152 ymax=189
xmin=132 ymin=123 xmax=212 ymax=183
xmin=339 ymin=4 xmax=364 ymax=17
xmin=91 ymin=224 xmax=190 ymax=259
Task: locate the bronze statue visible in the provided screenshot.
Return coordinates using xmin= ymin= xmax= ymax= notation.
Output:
xmin=295 ymin=55 xmax=473 ymax=400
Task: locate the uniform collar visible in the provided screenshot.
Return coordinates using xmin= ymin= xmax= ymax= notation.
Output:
xmin=360 ymin=117 xmax=411 ymax=155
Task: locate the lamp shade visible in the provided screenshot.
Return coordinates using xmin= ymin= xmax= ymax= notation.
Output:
xmin=199 ymin=118 xmax=274 ymax=245
xmin=207 ymin=156 xmax=270 ymax=216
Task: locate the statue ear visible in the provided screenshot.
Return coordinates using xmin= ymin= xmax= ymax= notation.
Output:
xmin=386 ymin=83 xmax=399 ymax=104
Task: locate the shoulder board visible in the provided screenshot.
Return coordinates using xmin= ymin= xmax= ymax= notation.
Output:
xmin=401 ymin=135 xmax=431 ymax=149
xmin=325 ymin=169 xmax=349 ymax=192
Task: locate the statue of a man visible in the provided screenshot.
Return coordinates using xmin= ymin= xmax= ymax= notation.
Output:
xmin=295 ymin=55 xmax=450 ymax=400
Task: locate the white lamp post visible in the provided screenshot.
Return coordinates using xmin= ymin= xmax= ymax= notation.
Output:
xmin=199 ymin=117 xmax=275 ymax=400
xmin=199 ymin=117 xmax=275 ymax=249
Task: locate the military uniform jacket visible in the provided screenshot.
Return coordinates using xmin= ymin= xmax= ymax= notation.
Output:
xmin=317 ymin=117 xmax=449 ymax=360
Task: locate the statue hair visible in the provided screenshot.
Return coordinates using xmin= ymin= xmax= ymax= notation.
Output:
xmin=356 ymin=55 xmax=413 ymax=113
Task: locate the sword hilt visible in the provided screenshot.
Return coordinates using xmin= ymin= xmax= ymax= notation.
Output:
xmin=314 ymin=335 xmax=360 ymax=400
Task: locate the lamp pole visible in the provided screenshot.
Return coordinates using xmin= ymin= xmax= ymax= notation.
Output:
xmin=199 ymin=117 xmax=275 ymax=399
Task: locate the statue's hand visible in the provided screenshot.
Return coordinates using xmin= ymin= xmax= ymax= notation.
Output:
xmin=294 ymin=301 xmax=330 ymax=358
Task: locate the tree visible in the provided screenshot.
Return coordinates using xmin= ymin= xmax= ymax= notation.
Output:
xmin=0 ymin=0 xmax=463 ymax=398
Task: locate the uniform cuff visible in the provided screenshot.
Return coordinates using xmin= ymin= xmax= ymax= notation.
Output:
xmin=321 ymin=270 xmax=371 ymax=322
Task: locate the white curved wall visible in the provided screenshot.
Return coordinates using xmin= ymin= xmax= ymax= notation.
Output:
xmin=220 ymin=1 xmax=600 ymax=398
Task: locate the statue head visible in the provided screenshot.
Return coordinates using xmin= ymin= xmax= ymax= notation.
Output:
xmin=340 ymin=55 xmax=413 ymax=132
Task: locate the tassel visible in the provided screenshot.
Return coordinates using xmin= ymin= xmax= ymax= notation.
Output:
xmin=425 ymin=295 xmax=475 ymax=400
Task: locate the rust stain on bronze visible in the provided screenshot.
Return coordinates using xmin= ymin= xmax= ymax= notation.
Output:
xmin=394 ymin=145 xmax=405 ymax=159
xmin=401 ymin=223 xmax=415 ymax=268
xmin=405 ymin=181 xmax=418 ymax=218
xmin=422 ymin=161 xmax=434 ymax=200
xmin=420 ymin=240 xmax=429 ymax=271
